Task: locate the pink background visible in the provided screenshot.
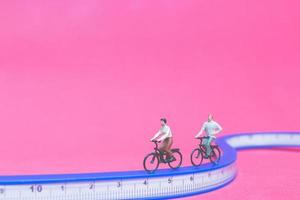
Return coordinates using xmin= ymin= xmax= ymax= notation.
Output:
xmin=0 ymin=0 xmax=299 ymax=199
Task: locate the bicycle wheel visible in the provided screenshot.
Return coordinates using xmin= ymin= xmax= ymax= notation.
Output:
xmin=168 ymin=150 xmax=183 ymax=169
xmin=209 ymin=146 xmax=221 ymax=164
xmin=190 ymin=148 xmax=204 ymax=166
xmin=143 ymin=152 xmax=160 ymax=173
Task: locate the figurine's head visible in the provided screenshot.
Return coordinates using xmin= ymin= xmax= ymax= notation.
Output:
xmin=208 ymin=114 xmax=213 ymax=122
xmin=160 ymin=118 xmax=167 ymax=126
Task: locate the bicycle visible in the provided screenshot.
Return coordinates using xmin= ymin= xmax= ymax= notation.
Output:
xmin=143 ymin=141 xmax=183 ymax=173
xmin=190 ymin=136 xmax=221 ymax=166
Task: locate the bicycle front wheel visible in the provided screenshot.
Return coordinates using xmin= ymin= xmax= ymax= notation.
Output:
xmin=143 ymin=152 xmax=160 ymax=173
xmin=190 ymin=148 xmax=204 ymax=166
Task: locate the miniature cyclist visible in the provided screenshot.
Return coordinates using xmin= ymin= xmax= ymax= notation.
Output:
xmin=151 ymin=118 xmax=174 ymax=162
xmin=195 ymin=114 xmax=222 ymax=158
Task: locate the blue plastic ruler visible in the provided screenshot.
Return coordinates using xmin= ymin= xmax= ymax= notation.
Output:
xmin=0 ymin=132 xmax=299 ymax=199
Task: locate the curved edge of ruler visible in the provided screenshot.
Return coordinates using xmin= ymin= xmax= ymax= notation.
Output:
xmin=0 ymin=132 xmax=299 ymax=200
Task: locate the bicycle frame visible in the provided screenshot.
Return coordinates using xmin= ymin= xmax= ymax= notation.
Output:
xmin=153 ymin=141 xmax=167 ymax=163
xmin=198 ymin=137 xmax=218 ymax=155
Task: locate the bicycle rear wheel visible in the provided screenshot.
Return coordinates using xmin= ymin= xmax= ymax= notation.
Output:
xmin=190 ymin=148 xmax=204 ymax=166
xmin=168 ymin=150 xmax=183 ymax=169
xmin=209 ymin=146 xmax=221 ymax=164
xmin=143 ymin=152 xmax=160 ymax=173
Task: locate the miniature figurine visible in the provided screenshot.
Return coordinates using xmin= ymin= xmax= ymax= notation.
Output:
xmin=195 ymin=114 xmax=222 ymax=158
xmin=151 ymin=118 xmax=174 ymax=162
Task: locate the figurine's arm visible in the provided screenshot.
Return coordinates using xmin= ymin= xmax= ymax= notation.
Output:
xmin=195 ymin=123 xmax=206 ymax=138
xmin=213 ymin=122 xmax=223 ymax=135
xmin=151 ymin=130 xmax=162 ymax=141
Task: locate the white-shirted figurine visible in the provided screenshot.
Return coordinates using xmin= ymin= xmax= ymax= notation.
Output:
xmin=195 ymin=114 xmax=222 ymax=157
xmin=151 ymin=118 xmax=174 ymax=162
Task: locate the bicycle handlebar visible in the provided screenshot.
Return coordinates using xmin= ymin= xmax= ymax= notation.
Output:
xmin=151 ymin=140 xmax=161 ymax=143
xmin=151 ymin=140 xmax=161 ymax=149
xmin=196 ymin=136 xmax=209 ymax=139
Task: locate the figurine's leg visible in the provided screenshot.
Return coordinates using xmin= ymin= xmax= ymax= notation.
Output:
xmin=159 ymin=142 xmax=167 ymax=161
xmin=166 ymin=137 xmax=173 ymax=158
xmin=163 ymin=138 xmax=174 ymax=161
xmin=205 ymin=137 xmax=213 ymax=157
xmin=203 ymin=138 xmax=209 ymax=157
